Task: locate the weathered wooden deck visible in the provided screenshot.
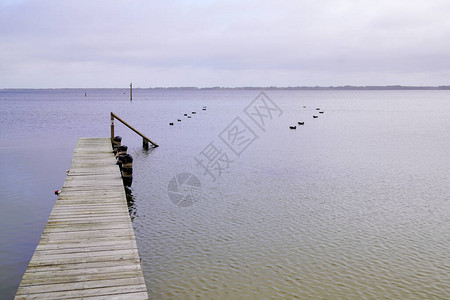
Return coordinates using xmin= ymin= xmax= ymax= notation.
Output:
xmin=15 ymin=138 xmax=148 ymax=299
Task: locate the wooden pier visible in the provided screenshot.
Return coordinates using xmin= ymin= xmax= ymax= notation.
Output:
xmin=15 ymin=138 xmax=148 ymax=299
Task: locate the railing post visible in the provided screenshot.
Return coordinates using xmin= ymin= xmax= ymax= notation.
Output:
xmin=111 ymin=113 xmax=114 ymax=142
xmin=143 ymin=138 xmax=149 ymax=150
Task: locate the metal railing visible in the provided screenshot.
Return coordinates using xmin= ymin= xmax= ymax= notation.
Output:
xmin=110 ymin=112 xmax=159 ymax=149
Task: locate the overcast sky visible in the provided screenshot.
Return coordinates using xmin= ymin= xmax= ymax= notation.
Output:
xmin=1 ymin=0 xmax=449 ymax=88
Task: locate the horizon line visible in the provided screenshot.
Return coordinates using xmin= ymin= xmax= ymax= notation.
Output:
xmin=2 ymin=85 xmax=450 ymax=90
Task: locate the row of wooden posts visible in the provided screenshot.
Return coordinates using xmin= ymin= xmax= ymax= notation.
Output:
xmin=112 ymin=136 xmax=133 ymax=187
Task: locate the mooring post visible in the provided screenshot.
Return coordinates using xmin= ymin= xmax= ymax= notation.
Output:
xmin=143 ymin=138 xmax=149 ymax=150
xmin=130 ymin=83 xmax=132 ymax=101
xmin=110 ymin=113 xmax=115 ymax=142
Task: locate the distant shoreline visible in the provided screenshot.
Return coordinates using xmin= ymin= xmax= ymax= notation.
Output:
xmin=2 ymin=85 xmax=450 ymax=90
xmin=151 ymin=85 xmax=450 ymax=90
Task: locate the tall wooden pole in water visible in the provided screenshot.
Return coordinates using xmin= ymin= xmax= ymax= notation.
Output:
xmin=130 ymin=83 xmax=132 ymax=101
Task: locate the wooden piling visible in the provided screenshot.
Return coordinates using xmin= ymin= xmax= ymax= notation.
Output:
xmin=130 ymin=83 xmax=132 ymax=101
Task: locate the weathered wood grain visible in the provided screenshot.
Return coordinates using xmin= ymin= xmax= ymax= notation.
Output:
xmin=15 ymin=138 xmax=148 ymax=299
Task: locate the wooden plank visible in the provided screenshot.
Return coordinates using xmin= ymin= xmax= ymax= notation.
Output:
xmin=49 ymin=207 xmax=128 ymax=214
xmin=35 ymin=239 xmax=138 ymax=252
xmin=16 ymin=277 xmax=146 ymax=294
xmin=34 ymin=243 xmax=139 ymax=255
xmin=20 ymin=269 xmax=144 ymax=285
xmin=15 ymin=284 xmax=148 ymax=299
xmin=22 ymin=260 xmax=142 ymax=274
xmin=16 ymin=138 xmax=148 ymax=299
xmin=47 ymin=215 xmax=131 ymax=222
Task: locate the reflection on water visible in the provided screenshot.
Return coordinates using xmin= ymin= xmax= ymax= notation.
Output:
xmin=124 ymin=146 xmax=158 ymax=221
xmin=125 ymin=186 xmax=136 ymax=221
xmin=1 ymin=89 xmax=449 ymax=299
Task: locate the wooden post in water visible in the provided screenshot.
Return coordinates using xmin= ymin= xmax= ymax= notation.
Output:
xmin=130 ymin=82 xmax=132 ymax=101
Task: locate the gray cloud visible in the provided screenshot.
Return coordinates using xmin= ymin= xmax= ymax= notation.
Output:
xmin=1 ymin=0 xmax=449 ymax=87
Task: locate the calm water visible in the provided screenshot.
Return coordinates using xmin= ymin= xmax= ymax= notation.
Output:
xmin=0 ymin=89 xmax=449 ymax=299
